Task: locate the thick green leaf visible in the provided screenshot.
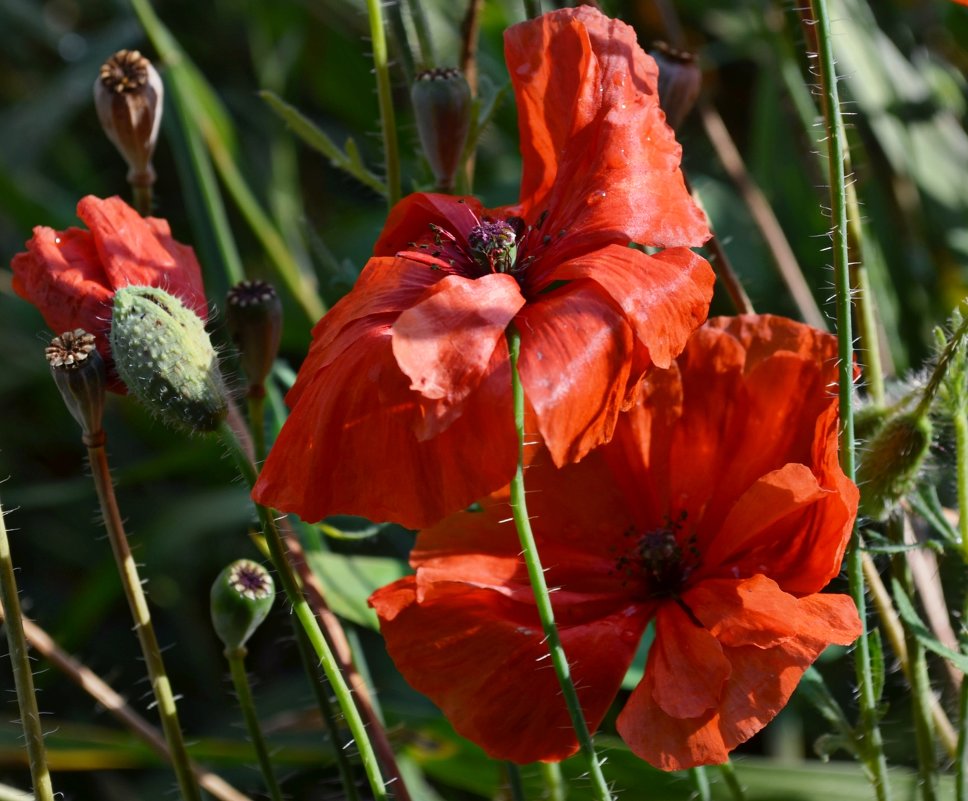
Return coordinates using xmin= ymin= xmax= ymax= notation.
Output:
xmin=305 ymin=551 xmax=409 ymax=628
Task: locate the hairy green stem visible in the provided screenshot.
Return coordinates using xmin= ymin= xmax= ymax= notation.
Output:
xmin=955 ymin=410 xmax=968 ymax=801
xmin=506 ymin=329 xmax=613 ymax=801
xmin=218 ymin=422 xmax=390 ymax=801
xmin=225 ymin=648 xmax=283 ymax=801
xmin=291 ymin=622 xmax=361 ymax=801
xmin=717 ymin=761 xmax=747 ymax=801
xmin=0 ymin=500 xmax=55 ymax=801
xmin=506 ymin=763 xmax=526 ymax=801
xmin=365 ymin=0 xmax=401 ymax=208
xmin=807 ymin=1 xmax=891 ymax=797
xmin=688 ymin=767 xmax=711 ymax=801
xmin=87 ymin=441 xmax=202 ymax=801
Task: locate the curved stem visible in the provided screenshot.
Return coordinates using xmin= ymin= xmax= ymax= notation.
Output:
xmin=717 ymin=760 xmax=747 ymax=801
xmin=365 ymin=0 xmax=401 ymax=208
xmin=954 ymin=410 xmax=968 ymax=801
xmin=0 ymin=500 xmax=55 ymax=801
xmin=87 ymin=440 xmax=202 ymax=801
xmin=225 ymin=648 xmax=283 ymax=801
xmin=807 ymin=1 xmax=890 ymax=797
xmin=506 ymin=329 xmax=613 ymax=801
xmin=687 ymin=767 xmax=711 ymax=801
xmin=219 ymin=422 xmax=390 ymax=801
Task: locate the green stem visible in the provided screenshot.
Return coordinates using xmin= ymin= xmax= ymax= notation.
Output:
xmin=132 ymin=182 xmax=153 ymax=217
xmin=218 ymin=422 xmax=390 ymax=801
xmin=523 ymin=0 xmax=541 ymax=18
xmin=915 ymin=313 xmax=968 ymax=420
xmin=225 ymin=648 xmax=283 ymax=801
xmin=539 ymin=762 xmax=565 ymax=801
xmin=687 ymin=767 xmax=711 ymax=801
xmin=247 ymin=392 xmax=267 ymax=465
xmin=717 ymin=760 xmax=747 ymax=801
xmin=0 ymin=500 xmax=55 ymax=801
xmin=87 ymin=441 xmax=202 ymax=801
xmin=954 ymin=410 xmax=968 ymax=801
xmin=365 ymin=0 xmax=401 ymax=208
xmin=291 ymin=622 xmax=361 ymax=801
xmin=506 ymin=763 xmax=526 ymax=801
xmin=887 ymin=517 xmax=937 ymax=801
xmin=506 ymin=329 xmax=613 ymax=801
xmin=807 ymin=1 xmax=891 ymax=798
xmin=405 ymin=0 xmax=435 ymax=67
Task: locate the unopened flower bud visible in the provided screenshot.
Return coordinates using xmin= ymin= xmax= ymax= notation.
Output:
xmin=650 ymin=42 xmax=702 ymax=131
xmin=46 ymin=329 xmax=106 ymax=442
xmin=110 ymin=286 xmax=228 ymax=432
xmin=857 ymin=411 xmax=933 ymax=521
xmin=411 ymin=68 xmax=471 ymax=192
xmin=226 ymin=280 xmax=283 ymax=396
xmin=94 ymin=50 xmax=163 ymax=189
xmin=210 ymin=559 xmax=275 ymax=651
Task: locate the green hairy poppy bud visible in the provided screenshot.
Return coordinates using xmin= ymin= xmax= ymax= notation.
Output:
xmin=226 ymin=280 xmax=283 ymax=396
xmin=94 ymin=49 xmax=163 ymax=189
xmin=411 ymin=67 xmax=471 ymax=192
xmin=110 ymin=286 xmax=228 ymax=432
xmin=46 ymin=329 xmax=106 ymax=443
xmin=210 ymin=559 xmax=275 ymax=651
xmin=857 ymin=411 xmax=933 ymax=521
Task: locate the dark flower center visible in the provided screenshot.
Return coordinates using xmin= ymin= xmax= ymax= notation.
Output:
xmin=468 ymin=220 xmax=518 ymax=274
xmin=616 ymin=515 xmax=698 ymax=599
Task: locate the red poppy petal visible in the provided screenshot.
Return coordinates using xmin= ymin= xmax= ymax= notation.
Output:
xmin=11 ymin=226 xmax=113 ymax=343
xmin=253 ymin=322 xmax=516 ymax=530
xmin=369 ymin=576 xmax=648 ymax=764
xmin=516 ymin=282 xmax=635 ymax=466
xmin=372 ymin=193 xmax=486 ymax=258
xmin=505 ymin=8 xmax=709 ymax=248
xmin=648 ymin=603 xmax=730 ymax=719
xmin=687 ymin=576 xmax=806 ymax=648
xmin=553 ymin=245 xmax=713 ymax=368
xmin=391 ymin=273 xmax=525 ymax=403
xmin=77 ymin=196 xmax=208 ymax=321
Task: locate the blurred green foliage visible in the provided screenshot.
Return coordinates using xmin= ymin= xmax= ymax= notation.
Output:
xmin=1 ymin=0 xmax=967 ymax=798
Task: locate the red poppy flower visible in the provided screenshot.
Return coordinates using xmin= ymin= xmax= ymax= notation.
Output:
xmin=253 ymin=7 xmax=713 ymax=529
xmin=369 ymin=314 xmax=861 ymax=770
xmin=10 ymin=194 xmax=208 ymax=392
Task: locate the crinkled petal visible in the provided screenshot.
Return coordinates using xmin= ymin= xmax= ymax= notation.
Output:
xmin=553 ymin=245 xmax=713 ymax=368
xmin=505 ymin=7 xmax=709 ymax=250
xmin=392 ymin=273 xmax=525 ymax=403
xmin=618 ymin=581 xmax=860 ymax=770
xmin=77 ymin=195 xmax=208 ymax=321
xmin=370 ymin=576 xmax=649 ymax=764
xmin=516 ymin=281 xmax=635 ymax=466
xmin=252 ymin=322 xmax=516 ymax=530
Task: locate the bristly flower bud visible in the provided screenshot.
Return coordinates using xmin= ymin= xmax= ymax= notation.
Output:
xmin=210 ymin=559 xmax=275 ymax=651
xmin=650 ymin=42 xmax=702 ymax=131
xmin=411 ymin=68 xmax=471 ymax=193
xmin=857 ymin=411 xmax=933 ymax=521
xmin=110 ymin=286 xmax=228 ymax=432
xmin=46 ymin=329 xmax=106 ymax=442
xmin=226 ymin=280 xmax=283 ymax=396
xmin=94 ymin=49 xmax=163 ymax=189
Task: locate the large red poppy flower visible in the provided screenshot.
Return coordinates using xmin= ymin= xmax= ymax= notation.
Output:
xmin=370 ymin=315 xmax=861 ymax=770
xmin=252 ymin=7 xmax=713 ymax=530
xmin=10 ymin=195 xmax=208 ymax=392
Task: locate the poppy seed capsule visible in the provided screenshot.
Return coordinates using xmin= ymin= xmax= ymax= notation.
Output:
xmin=225 ymin=280 xmax=283 ymax=395
xmin=110 ymin=286 xmax=228 ymax=432
xmin=210 ymin=560 xmax=275 ymax=651
xmin=857 ymin=411 xmax=933 ymax=521
xmin=94 ymin=49 xmax=163 ymax=188
xmin=46 ymin=329 xmax=106 ymax=441
xmin=650 ymin=42 xmax=702 ymax=131
xmin=411 ymin=68 xmax=471 ymax=192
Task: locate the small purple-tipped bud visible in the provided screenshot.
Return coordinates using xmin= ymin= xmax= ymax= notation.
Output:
xmin=210 ymin=559 xmax=275 ymax=651
xmin=650 ymin=42 xmax=702 ymax=131
xmin=411 ymin=68 xmax=471 ymax=192
xmin=226 ymin=280 xmax=283 ymax=396
xmin=46 ymin=329 xmax=106 ymax=442
xmin=94 ymin=49 xmax=163 ymax=190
